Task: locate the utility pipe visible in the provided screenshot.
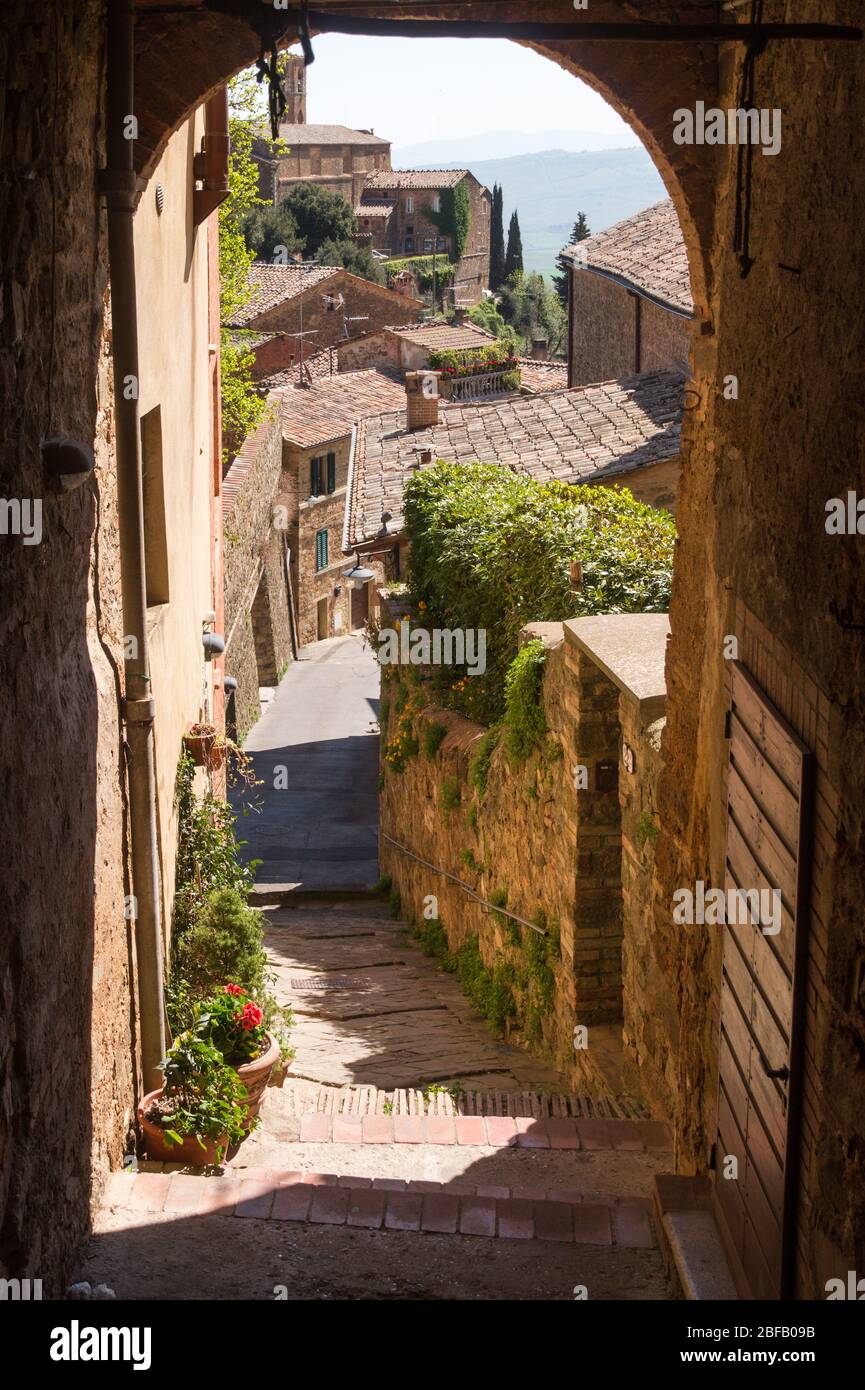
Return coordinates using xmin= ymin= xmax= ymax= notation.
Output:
xmin=103 ymin=0 xmax=166 ymax=1091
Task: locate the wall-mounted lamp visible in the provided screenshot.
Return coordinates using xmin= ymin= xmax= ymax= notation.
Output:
xmin=343 ymin=561 xmax=374 ymax=591
xmin=41 ymin=437 xmax=95 ymax=493
xmin=223 ymin=675 xmax=238 ymax=694
xmin=202 ymin=631 xmax=225 ymax=661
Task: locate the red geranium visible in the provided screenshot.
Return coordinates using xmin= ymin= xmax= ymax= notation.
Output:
xmin=237 ymin=1002 xmax=263 ymax=1031
xmin=224 ymin=983 xmax=245 ymax=997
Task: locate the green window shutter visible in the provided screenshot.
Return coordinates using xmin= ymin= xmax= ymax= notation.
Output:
xmin=327 ymin=453 xmax=336 ymax=493
xmin=316 ymin=528 xmax=328 ymax=571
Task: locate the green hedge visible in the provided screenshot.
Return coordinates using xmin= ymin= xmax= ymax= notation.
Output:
xmin=384 ymin=255 xmax=457 ymax=292
xmin=428 ymin=340 xmax=518 ymax=379
xmin=403 ymin=461 xmax=676 ymax=724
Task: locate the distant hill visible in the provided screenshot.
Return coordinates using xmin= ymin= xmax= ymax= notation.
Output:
xmin=395 ymin=146 xmax=667 ymax=282
xmin=392 ymin=128 xmax=640 ymax=165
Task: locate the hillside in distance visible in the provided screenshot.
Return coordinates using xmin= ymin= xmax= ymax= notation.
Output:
xmin=402 ymin=145 xmax=667 ymax=281
xmin=392 ymin=127 xmax=640 ymax=164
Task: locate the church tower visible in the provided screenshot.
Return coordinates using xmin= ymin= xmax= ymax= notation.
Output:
xmin=283 ymin=53 xmax=306 ymax=125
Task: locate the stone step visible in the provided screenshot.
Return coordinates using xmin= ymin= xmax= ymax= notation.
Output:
xmin=104 ymin=1169 xmax=657 ymax=1248
xmin=255 ymin=1109 xmax=670 ymax=1151
xmin=267 ymin=1081 xmax=652 ymax=1122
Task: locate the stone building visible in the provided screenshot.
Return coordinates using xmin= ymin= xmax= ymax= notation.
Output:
xmin=226 ymin=263 xmax=424 ymax=381
xmin=6 ymin=0 xmax=865 ymax=1307
xmin=359 ymin=170 xmax=492 ymax=304
xmin=253 ymin=53 xmax=392 ymax=207
xmin=562 ymin=199 xmax=695 ymax=388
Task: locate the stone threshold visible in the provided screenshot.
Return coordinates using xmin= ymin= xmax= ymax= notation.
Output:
xmin=272 ymin=1082 xmax=651 ymax=1121
xmin=106 ymin=1170 xmax=657 ymax=1247
xmin=653 ymin=1175 xmax=739 ymax=1300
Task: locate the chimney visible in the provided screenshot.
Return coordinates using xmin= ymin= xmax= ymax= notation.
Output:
xmin=531 ymin=337 xmax=549 ymax=361
xmin=453 ymin=306 xmax=467 ymax=325
xmin=405 ymin=370 xmax=440 ymax=431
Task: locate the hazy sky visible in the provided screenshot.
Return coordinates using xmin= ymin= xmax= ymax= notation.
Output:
xmin=298 ymin=35 xmax=636 ymax=147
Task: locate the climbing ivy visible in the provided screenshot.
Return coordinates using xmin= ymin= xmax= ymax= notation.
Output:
xmin=427 ymin=182 xmax=471 ymax=261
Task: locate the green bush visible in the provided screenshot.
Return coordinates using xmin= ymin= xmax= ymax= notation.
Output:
xmin=455 ymin=936 xmax=516 ymax=1036
xmin=441 ymin=775 xmax=462 ymax=815
xmin=404 ymin=462 xmax=675 ymax=723
xmin=384 ymin=255 xmax=457 ymax=293
xmin=469 ymin=727 xmax=500 ymax=797
xmin=172 ymin=753 xmax=258 ymax=940
xmin=174 ymin=887 xmax=268 ymax=1001
xmin=428 ymin=340 xmax=518 ymax=379
xmin=422 ymin=721 xmax=447 ymax=759
xmin=503 ymin=639 xmax=548 ymax=760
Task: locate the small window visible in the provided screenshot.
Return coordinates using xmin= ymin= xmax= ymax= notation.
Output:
xmin=431 ymin=193 xmax=441 ymax=213
xmin=404 ymin=237 xmax=414 ymax=253
xmin=315 ymin=528 xmax=328 ymax=572
xmin=406 ymin=196 xmax=414 ymax=214
xmin=326 ymin=453 xmax=336 ymax=493
xmin=310 ymin=456 xmax=322 ymax=496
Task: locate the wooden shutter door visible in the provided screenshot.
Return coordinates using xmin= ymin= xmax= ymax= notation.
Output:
xmin=714 ymin=661 xmax=814 ymax=1299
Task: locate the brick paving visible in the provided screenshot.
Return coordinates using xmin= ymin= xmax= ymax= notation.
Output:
xmin=104 ymin=1169 xmax=655 ymax=1247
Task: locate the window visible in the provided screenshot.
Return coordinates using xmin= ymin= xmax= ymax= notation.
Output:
xmin=431 ymin=193 xmax=441 ymax=213
xmin=404 ymin=237 xmax=414 ymax=253
xmin=140 ymin=405 xmax=170 ymax=606
xmin=326 ymin=453 xmax=336 ymax=493
xmin=310 ymin=456 xmax=322 ymax=496
xmin=406 ymin=196 xmax=414 ymax=214
xmin=315 ymin=528 xmax=328 ymax=572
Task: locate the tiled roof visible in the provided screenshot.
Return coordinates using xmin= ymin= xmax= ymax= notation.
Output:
xmin=275 ymin=123 xmax=391 ymax=147
xmin=278 ymin=368 xmax=408 ymax=450
xmin=355 ymin=200 xmax=396 ymax=219
xmin=562 ymin=200 xmax=693 ymax=316
xmin=346 ymin=369 xmax=684 ymax=548
xmin=390 ymin=320 xmax=495 ymax=350
xmin=225 ymin=264 xmax=341 ymax=328
xmin=257 ymin=346 xmax=339 ymax=392
xmin=517 ymin=358 xmax=570 ymax=395
xmin=364 ymin=169 xmax=469 ymax=191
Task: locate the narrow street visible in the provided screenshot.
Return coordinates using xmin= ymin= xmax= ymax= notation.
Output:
xmin=231 ymin=636 xmax=380 ymax=892
xmin=83 ymin=641 xmax=673 ymax=1301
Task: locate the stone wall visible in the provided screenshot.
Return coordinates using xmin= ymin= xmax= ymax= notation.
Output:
xmin=569 ymin=269 xmax=693 ymax=387
xmin=0 ymin=0 xmax=134 ymax=1291
xmin=379 ymin=618 xmax=672 ymax=1101
xmin=223 ymin=405 xmax=293 ymax=740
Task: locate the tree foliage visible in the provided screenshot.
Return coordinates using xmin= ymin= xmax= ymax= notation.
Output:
xmin=490 ymin=184 xmax=506 ymax=290
xmin=404 ymin=461 xmax=676 ymax=723
xmin=276 ymin=183 xmax=358 ymax=255
xmin=498 ymin=271 xmax=567 ymax=357
xmin=553 ymin=212 xmax=591 ymax=307
xmin=503 ymin=210 xmax=524 ymax=282
xmin=467 ymin=299 xmax=520 ymax=355
xmin=242 ymin=202 xmax=304 ymax=263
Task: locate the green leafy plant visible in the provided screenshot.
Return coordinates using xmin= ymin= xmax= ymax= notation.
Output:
xmin=428 ymin=340 xmax=518 ymax=380
xmin=422 ymin=720 xmax=447 ymax=759
xmin=637 ymin=809 xmax=659 ymax=850
xmin=427 ymin=182 xmax=471 ymax=261
xmin=469 ymin=728 xmax=500 ymax=797
xmin=455 ymin=936 xmax=516 ymax=1036
xmin=172 ymin=753 xmax=259 ymax=941
xmin=441 ymin=774 xmax=462 ymax=816
xmin=375 ymin=874 xmax=393 ymax=895
xmin=174 ymin=887 xmax=269 ymax=1000
xmin=384 ymin=255 xmax=458 ymax=295
xmin=389 ymin=887 xmax=402 ymax=919
xmin=149 ymin=1033 xmax=250 ymax=1156
xmin=404 ymin=462 xmax=675 ymax=723
xmin=503 ymin=640 xmax=548 ymax=760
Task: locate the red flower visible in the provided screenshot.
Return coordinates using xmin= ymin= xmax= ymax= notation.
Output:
xmin=224 ymin=983 xmax=245 ymax=997
xmin=237 ymin=1002 xmax=263 ymax=1031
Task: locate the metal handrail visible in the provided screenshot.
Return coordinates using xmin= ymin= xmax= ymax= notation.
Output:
xmin=381 ymin=831 xmax=547 ymax=936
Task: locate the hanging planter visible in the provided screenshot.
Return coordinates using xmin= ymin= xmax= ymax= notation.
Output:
xmin=183 ymin=724 xmax=225 ymax=770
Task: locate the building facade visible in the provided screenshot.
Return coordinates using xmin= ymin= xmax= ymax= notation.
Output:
xmin=563 ymin=200 xmax=695 ymax=388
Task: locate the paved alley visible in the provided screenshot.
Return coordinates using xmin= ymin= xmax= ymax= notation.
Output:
xmin=231 ymin=636 xmax=380 ymax=891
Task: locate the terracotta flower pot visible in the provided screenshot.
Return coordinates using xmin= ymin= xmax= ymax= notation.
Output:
xmin=138 ymin=1089 xmax=227 ymax=1165
xmin=183 ymin=730 xmax=216 ymax=767
xmin=235 ymin=1033 xmax=280 ymax=1127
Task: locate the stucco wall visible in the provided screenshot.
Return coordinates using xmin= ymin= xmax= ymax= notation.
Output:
xmin=134 ymin=110 xmax=220 ymax=947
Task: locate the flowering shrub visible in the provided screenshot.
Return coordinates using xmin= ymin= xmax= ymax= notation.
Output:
xmin=151 ymin=1033 xmax=249 ymax=1155
xmin=192 ymin=984 xmax=269 ymax=1065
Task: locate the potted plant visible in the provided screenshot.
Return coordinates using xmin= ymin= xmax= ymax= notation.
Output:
xmin=138 ymin=1033 xmax=249 ymax=1164
xmin=183 ymin=723 xmax=223 ymax=769
xmin=193 ymin=984 xmax=281 ymax=1125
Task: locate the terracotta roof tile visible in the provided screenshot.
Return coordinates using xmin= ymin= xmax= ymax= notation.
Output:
xmin=562 ymin=200 xmax=693 ymax=316
xmin=517 ymin=358 xmax=570 ymax=394
xmin=346 ymin=369 xmax=684 ymax=548
xmin=275 ymin=123 xmax=391 ymax=147
xmin=258 ymin=346 xmax=339 ymax=391
xmin=277 ymin=368 xmax=408 ymax=450
xmin=355 ymin=200 xmax=396 ymax=218
xmin=364 ymin=169 xmax=469 ymax=191
xmin=390 ymin=321 xmax=495 ymax=350
xmin=225 ymin=263 xmax=341 ymax=328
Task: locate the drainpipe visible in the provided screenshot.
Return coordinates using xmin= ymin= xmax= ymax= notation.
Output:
xmin=103 ymin=0 xmax=166 ymax=1091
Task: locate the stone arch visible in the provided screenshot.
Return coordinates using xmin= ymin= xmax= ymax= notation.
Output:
xmin=132 ymin=2 xmax=717 ymax=322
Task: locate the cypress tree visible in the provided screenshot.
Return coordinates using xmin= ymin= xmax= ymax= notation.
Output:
xmin=553 ymin=212 xmax=591 ymax=307
xmin=489 ymin=184 xmax=505 ymax=290
xmin=503 ymin=210 xmax=524 ymax=283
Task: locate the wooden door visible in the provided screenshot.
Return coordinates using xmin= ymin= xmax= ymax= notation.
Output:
xmin=316 ymin=596 xmax=329 ymax=641
xmin=713 ymin=661 xmax=814 ymax=1299
xmin=350 ymin=582 xmax=369 ymax=630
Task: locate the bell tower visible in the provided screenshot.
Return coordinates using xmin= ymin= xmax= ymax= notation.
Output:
xmin=283 ymin=53 xmax=306 ymax=125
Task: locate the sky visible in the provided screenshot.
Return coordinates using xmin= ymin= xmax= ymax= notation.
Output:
xmin=298 ymin=35 xmax=636 ymax=148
